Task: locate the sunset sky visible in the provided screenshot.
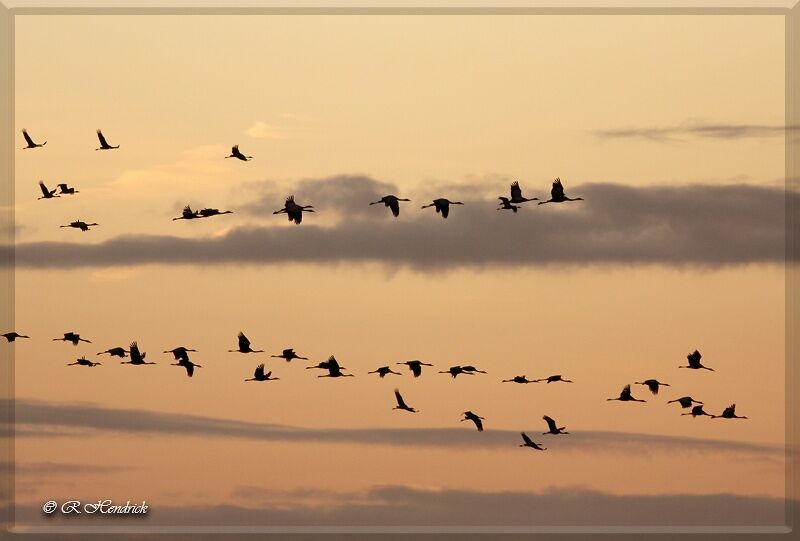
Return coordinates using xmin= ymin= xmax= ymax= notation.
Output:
xmin=5 ymin=11 xmax=793 ymax=531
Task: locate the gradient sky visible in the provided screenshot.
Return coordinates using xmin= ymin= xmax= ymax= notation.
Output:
xmin=7 ymin=12 xmax=790 ymax=529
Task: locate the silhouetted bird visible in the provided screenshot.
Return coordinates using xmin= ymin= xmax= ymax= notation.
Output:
xmin=519 ymin=432 xmax=547 ymax=451
xmin=172 ymin=355 xmax=202 ymax=377
xmin=369 ymin=366 xmax=402 ymax=378
xmin=121 ymin=341 xmax=154 ymax=365
xmin=60 ymin=220 xmax=98 ymax=231
xmin=67 ymin=356 xmax=101 ymax=367
xmin=21 ymin=129 xmax=46 ymax=149
xmin=607 ymin=384 xmax=646 ymax=402
xmin=95 ymin=129 xmax=119 ymax=150
xmin=635 ymin=379 xmax=670 ymax=395
xmin=502 ymin=375 xmax=533 ymax=384
xmin=97 ymin=346 xmax=128 ymax=358
xmin=229 ymin=332 xmax=264 ymax=354
xmin=397 ymin=360 xmax=433 ymax=378
xmin=198 ymin=208 xmax=233 ymax=218
xmin=2 ymin=332 xmax=29 ymax=342
xmin=225 ymin=144 xmax=252 ymax=161
xmin=461 ymin=411 xmax=484 ymax=431
xmin=538 ymin=178 xmax=583 ymax=205
xmin=38 ymin=181 xmax=59 ymax=200
xmin=271 ymin=348 xmax=309 ymax=362
xmin=164 ymin=346 xmax=197 ymax=361
xmin=533 ymin=375 xmax=573 ymax=383
xmin=53 ymin=332 xmax=91 ymax=346
xmin=497 ymin=197 xmax=521 ymax=213
xmin=273 ymin=195 xmax=314 ymax=224
xmin=370 ymin=195 xmax=410 ymax=217
xmin=679 ymin=350 xmax=714 ymax=371
xmin=245 ymin=363 xmax=279 ymax=382
xmin=57 ymin=184 xmax=79 ymax=195
xmin=668 ymin=396 xmax=703 ymax=409
xmin=318 ymin=356 xmax=354 ymax=378
xmin=393 ymin=389 xmax=417 ymax=412
xmin=439 ymin=366 xmax=474 ymax=378
xmin=712 ymin=404 xmax=748 ymax=419
xmin=173 ymin=206 xmax=201 ymax=221
xmin=508 ymin=181 xmax=539 ymax=204
xmin=421 ymin=198 xmax=464 ymax=219
xmin=461 ymin=365 xmax=487 ymax=374
xmin=543 ymin=415 xmax=569 ymax=435
xmin=682 ymin=404 xmax=713 ymax=418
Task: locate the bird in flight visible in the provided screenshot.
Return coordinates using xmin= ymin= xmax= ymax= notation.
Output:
xmin=198 ymin=208 xmax=233 ymax=218
xmin=667 ymin=396 xmax=703 ymax=409
xmin=682 ymin=404 xmax=713 ymax=418
xmin=461 ymin=365 xmax=487 ymax=375
xmin=60 ymin=220 xmax=98 ymax=232
xmin=53 ymin=332 xmax=91 ymax=346
xmin=439 ymin=366 xmax=475 ymax=378
xmin=225 ymin=144 xmax=252 ymax=161
xmin=121 ymin=341 xmax=155 ymax=365
xmin=368 ymin=366 xmax=402 ymax=378
xmin=533 ymin=375 xmax=573 ymax=384
xmin=712 ymin=404 xmax=748 ymax=419
xmin=461 ymin=411 xmax=484 ymax=431
xmin=229 ymin=332 xmax=264 ymax=354
xmin=317 ymin=355 xmax=354 ymax=378
xmin=95 ymin=129 xmax=119 ymax=150
xmin=519 ymin=432 xmax=547 ymax=451
xmin=271 ymin=348 xmax=309 ymax=362
xmin=170 ymin=350 xmax=202 ymax=377
xmin=273 ymin=195 xmax=315 ymax=225
xmin=542 ymin=415 xmax=569 ymax=435
xmin=497 ymin=197 xmax=521 ymax=213
xmin=245 ymin=363 xmax=279 ymax=382
xmin=508 ymin=181 xmax=539 ymax=204
xmin=370 ymin=195 xmax=411 ymax=217
xmin=502 ymin=375 xmax=534 ymax=384
xmin=57 ymin=184 xmax=79 ymax=195
xmin=392 ymin=389 xmax=418 ymax=412
xmin=21 ymin=129 xmax=46 ymax=149
xmin=173 ymin=206 xmax=201 ymax=221
xmin=538 ymin=178 xmax=583 ymax=205
xmin=607 ymin=384 xmax=646 ymax=402
xmin=97 ymin=346 xmax=128 ymax=358
xmin=679 ymin=350 xmax=714 ymax=371
xmin=396 ymin=360 xmax=433 ymax=378
xmin=164 ymin=346 xmax=198 ymax=358
xmin=635 ymin=379 xmax=670 ymax=395
xmin=67 ymin=356 xmax=101 ymax=367
xmin=37 ymin=181 xmax=59 ymax=200
xmin=421 ymin=198 xmax=464 ymax=219
xmin=2 ymin=332 xmax=29 ymax=342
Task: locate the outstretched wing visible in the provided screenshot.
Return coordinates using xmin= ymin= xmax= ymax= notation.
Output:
xmin=510 ymin=181 xmax=522 ymax=200
xmin=254 ymin=363 xmax=265 ymax=379
xmin=238 ymin=332 xmax=251 ymax=350
xmin=97 ymin=129 xmax=109 ymax=147
xmin=394 ymin=389 xmax=408 ymax=409
xmin=440 ymin=203 xmax=450 ymax=219
xmin=389 ymin=199 xmax=400 ymax=217
xmin=521 ymin=432 xmax=534 ymax=445
xmin=543 ymin=415 xmax=557 ymax=432
xmin=327 ymin=355 xmax=340 ymax=370
xmin=22 ymin=129 xmax=35 ymax=146
xmin=38 ymin=181 xmax=50 ymax=197
xmin=551 ymin=178 xmax=565 ymax=199
xmin=620 ymin=384 xmax=632 ymax=399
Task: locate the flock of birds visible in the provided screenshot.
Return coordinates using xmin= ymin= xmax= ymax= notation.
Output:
xmin=15 ymin=128 xmax=747 ymax=452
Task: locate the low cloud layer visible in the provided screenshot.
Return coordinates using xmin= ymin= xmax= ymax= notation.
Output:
xmin=594 ymin=121 xmax=799 ymax=142
xmin=5 ymin=178 xmax=793 ymax=270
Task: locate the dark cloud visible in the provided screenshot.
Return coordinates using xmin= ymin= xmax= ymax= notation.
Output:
xmin=6 ymin=399 xmax=782 ymax=457
xmin=594 ymin=122 xmax=800 ymax=142
xmin=5 ymin=178 xmax=792 ymax=270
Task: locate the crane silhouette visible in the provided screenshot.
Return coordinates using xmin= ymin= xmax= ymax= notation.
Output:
xmin=439 ymin=366 xmax=475 ymax=378
xmin=533 ymin=375 xmax=573 ymax=384
xmin=368 ymin=366 xmax=402 ymax=378
xmin=57 ymin=184 xmax=79 ymax=195
xmin=53 ymin=332 xmax=91 ymax=346
xmin=682 ymin=404 xmax=713 ymax=418
xmin=679 ymin=350 xmax=714 ymax=371
xmin=229 ymin=332 xmax=264 ymax=354
xmin=225 ymin=145 xmax=252 ymax=161
xmin=421 ymin=198 xmax=464 ymax=219
xmin=712 ymin=404 xmax=748 ymax=419
xmin=392 ymin=389 xmax=418 ymax=412
xmin=502 ymin=375 xmax=534 ymax=384
xmin=245 ymin=363 xmax=279 ymax=382
xmin=21 ymin=129 xmax=46 ymax=149
xmin=2 ymin=332 xmax=30 ymax=342
xmin=164 ymin=346 xmax=198 ymax=358
xmin=607 ymin=384 xmax=646 ymax=402
xmin=396 ymin=360 xmax=433 ymax=378
xmin=67 ymin=356 xmax=101 ymax=367
xmin=271 ymin=348 xmax=309 ymax=362
xmin=198 ymin=208 xmax=233 ymax=218
xmin=461 ymin=411 xmax=484 ymax=431
xmin=461 ymin=365 xmax=487 ymax=374
xmin=543 ymin=415 xmax=569 ymax=435
xmin=370 ymin=195 xmax=410 ymax=217
xmin=305 ymin=357 xmax=341 ymax=371
xmin=668 ymin=396 xmax=703 ymax=409
xmin=635 ymin=379 xmax=670 ymax=395
xmin=60 ymin=220 xmax=98 ymax=232
xmin=121 ymin=342 xmax=155 ymax=365
xmin=497 ymin=197 xmax=521 ymax=213
xmin=519 ymin=432 xmax=547 ymax=451
xmin=538 ymin=178 xmax=583 ymax=205
xmin=95 ymin=129 xmax=119 ymax=150
xmin=97 ymin=346 xmax=128 ymax=358
xmin=318 ymin=356 xmax=354 ymax=378
xmin=273 ymin=195 xmax=314 ymax=224
xmin=173 ymin=206 xmax=201 ymax=221
xmin=508 ymin=181 xmax=539 ymax=204
xmin=37 ymin=181 xmax=59 ymax=200
xmin=171 ymin=352 xmax=202 ymax=377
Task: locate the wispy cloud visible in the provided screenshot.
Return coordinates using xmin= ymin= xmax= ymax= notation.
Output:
xmin=5 ymin=177 xmax=792 ymax=270
xmin=594 ymin=121 xmax=799 ymax=142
